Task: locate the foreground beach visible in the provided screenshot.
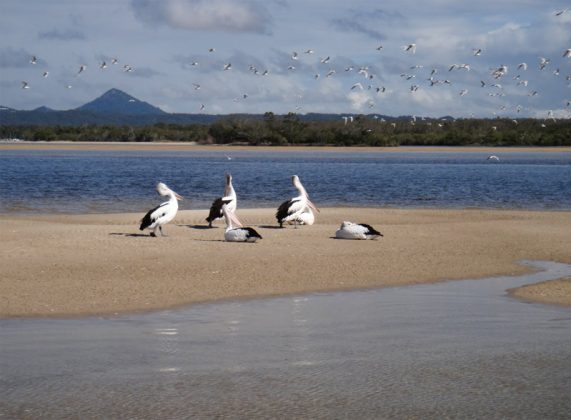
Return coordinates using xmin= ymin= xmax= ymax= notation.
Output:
xmin=1 ymin=207 xmax=570 ymax=318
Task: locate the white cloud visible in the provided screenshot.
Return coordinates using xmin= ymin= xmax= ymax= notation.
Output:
xmin=131 ymin=0 xmax=272 ymax=34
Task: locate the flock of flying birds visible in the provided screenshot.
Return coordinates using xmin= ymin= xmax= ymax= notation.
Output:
xmin=16 ymin=9 xmax=571 ymax=119
xmin=139 ymin=175 xmax=382 ymax=242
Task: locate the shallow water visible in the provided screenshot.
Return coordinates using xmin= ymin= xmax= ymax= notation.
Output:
xmin=1 ymin=150 xmax=570 ymax=213
xmin=1 ymin=261 xmax=570 ymax=419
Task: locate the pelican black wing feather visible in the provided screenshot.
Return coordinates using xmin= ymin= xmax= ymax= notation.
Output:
xmin=244 ymin=227 xmax=262 ymax=239
xmin=139 ymin=202 xmax=167 ymax=230
xmin=276 ymin=199 xmax=299 ymax=223
xmin=206 ymin=198 xmax=225 ymax=224
xmin=359 ymin=223 xmax=383 ymax=236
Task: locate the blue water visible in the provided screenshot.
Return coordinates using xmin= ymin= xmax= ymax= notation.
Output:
xmin=2 ymin=261 xmax=570 ymax=418
xmin=1 ymin=149 xmax=570 ymax=214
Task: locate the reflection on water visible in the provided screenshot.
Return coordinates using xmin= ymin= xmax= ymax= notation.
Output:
xmin=1 ymin=261 xmax=570 ymax=419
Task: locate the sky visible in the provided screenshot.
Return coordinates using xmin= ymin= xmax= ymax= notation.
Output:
xmin=2 ymin=0 xmax=571 ymax=118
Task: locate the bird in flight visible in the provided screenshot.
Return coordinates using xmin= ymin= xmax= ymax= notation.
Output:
xmin=404 ymin=43 xmax=416 ymax=54
xmin=21 ymin=81 xmax=30 ymax=89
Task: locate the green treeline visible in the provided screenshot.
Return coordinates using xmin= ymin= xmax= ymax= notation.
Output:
xmin=2 ymin=113 xmax=570 ymax=146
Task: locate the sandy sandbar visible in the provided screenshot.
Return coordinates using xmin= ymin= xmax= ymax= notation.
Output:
xmin=510 ymin=278 xmax=571 ymax=306
xmin=1 ymin=207 xmax=570 ymax=318
xmin=1 ymin=141 xmax=570 ymax=153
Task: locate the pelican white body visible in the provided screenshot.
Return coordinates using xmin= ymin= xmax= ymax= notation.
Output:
xmin=335 ymin=221 xmax=383 ymax=240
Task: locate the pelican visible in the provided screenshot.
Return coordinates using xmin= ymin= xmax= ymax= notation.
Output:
xmin=335 ymin=222 xmax=383 ymax=240
xmin=139 ymin=182 xmax=183 ymax=237
xmin=276 ymin=175 xmax=319 ymax=228
xmin=222 ymin=203 xmax=262 ymax=243
xmin=287 ymin=207 xmax=315 ymax=226
xmin=206 ymin=174 xmax=237 ymax=228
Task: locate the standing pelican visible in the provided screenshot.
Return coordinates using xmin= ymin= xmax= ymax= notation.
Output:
xmin=276 ymin=175 xmax=319 ymax=228
xmin=335 ymin=221 xmax=383 ymax=240
xmin=140 ymin=182 xmax=183 ymax=237
xmin=222 ymin=202 xmax=262 ymax=243
xmin=206 ymin=174 xmax=236 ymax=228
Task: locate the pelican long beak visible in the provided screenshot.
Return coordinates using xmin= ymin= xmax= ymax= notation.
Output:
xmin=229 ymin=211 xmax=243 ymax=228
xmin=307 ymin=199 xmax=320 ymax=213
xmin=175 ymin=193 xmax=183 ymax=201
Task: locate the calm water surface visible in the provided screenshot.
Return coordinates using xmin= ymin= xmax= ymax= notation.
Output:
xmin=1 ymin=261 xmax=570 ymax=419
xmin=1 ymin=149 xmax=570 ymax=213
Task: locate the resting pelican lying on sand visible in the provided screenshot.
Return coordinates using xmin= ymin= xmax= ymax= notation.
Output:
xmin=335 ymin=221 xmax=383 ymax=240
xmin=222 ymin=202 xmax=262 ymax=243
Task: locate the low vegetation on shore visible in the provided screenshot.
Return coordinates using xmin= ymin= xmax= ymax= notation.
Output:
xmin=2 ymin=113 xmax=571 ymax=146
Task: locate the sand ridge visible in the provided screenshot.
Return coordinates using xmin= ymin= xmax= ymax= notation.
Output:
xmin=1 ymin=207 xmax=570 ymax=318
xmin=1 ymin=141 xmax=570 ymax=153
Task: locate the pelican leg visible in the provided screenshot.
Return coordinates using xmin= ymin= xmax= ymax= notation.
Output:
xmin=159 ymin=226 xmax=168 ymax=237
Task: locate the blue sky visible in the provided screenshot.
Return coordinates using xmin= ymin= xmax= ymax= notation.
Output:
xmin=2 ymin=0 xmax=571 ymax=118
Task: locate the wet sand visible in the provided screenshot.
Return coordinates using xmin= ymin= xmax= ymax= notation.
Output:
xmin=510 ymin=278 xmax=571 ymax=306
xmin=1 ymin=141 xmax=570 ymax=153
xmin=1 ymin=208 xmax=570 ymax=318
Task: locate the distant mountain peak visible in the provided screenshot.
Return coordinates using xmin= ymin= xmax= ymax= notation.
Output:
xmin=75 ymin=88 xmax=166 ymax=115
xmin=33 ymin=106 xmax=55 ymax=112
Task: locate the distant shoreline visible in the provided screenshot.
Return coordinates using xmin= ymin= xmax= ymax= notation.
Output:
xmin=1 ymin=141 xmax=570 ymax=153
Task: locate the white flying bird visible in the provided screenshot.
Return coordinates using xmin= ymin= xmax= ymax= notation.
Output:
xmin=21 ymin=81 xmax=30 ymax=89
xmin=563 ymin=49 xmax=571 ymax=58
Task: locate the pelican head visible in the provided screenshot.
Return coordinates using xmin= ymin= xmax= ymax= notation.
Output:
xmin=156 ymin=182 xmax=183 ymax=200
